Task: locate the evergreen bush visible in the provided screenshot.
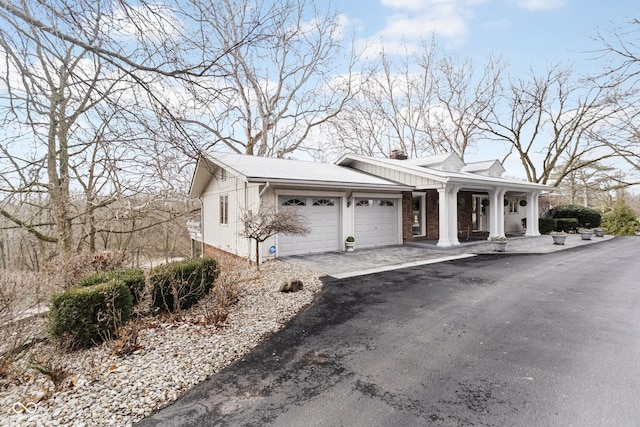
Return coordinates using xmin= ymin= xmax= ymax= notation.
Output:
xmin=555 ymin=218 xmax=579 ymax=233
xmin=546 ymin=205 xmax=601 ymax=228
xmin=538 ymin=218 xmax=557 ymax=234
xmin=48 ymin=279 xmax=133 ymax=350
xmin=149 ymin=258 xmax=218 ymax=313
xmin=77 ymin=268 xmax=146 ymax=304
xmin=601 ymin=200 xmax=640 ymax=236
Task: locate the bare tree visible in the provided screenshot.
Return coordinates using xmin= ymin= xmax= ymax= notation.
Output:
xmin=0 ymin=1 xmax=198 ymax=262
xmin=170 ymin=0 xmax=355 ymax=158
xmin=481 ymin=65 xmax=624 ymax=186
xmin=239 ymin=204 xmax=309 ymax=269
xmin=323 ymin=39 xmax=439 ymax=159
xmin=323 ymin=38 xmax=503 ymax=160
xmin=427 ymin=53 xmax=504 ymax=160
xmin=592 ymin=19 xmax=640 ymax=87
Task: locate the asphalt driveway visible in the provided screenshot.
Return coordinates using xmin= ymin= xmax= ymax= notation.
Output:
xmin=138 ymin=236 xmax=640 ymax=426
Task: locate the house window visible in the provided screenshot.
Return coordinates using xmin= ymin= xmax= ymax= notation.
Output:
xmin=508 ymin=199 xmax=518 ymax=214
xmin=220 ymin=168 xmax=227 ymax=181
xmin=219 ymin=195 xmax=228 ymax=224
xmin=379 ymin=200 xmax=395 ymax=207
xmin=282 ymin=198 xmax=306 ymax=206
xmin=312 ymin=198 xmax=334 ymax=206
xmin=355 ymin=199 xmax=370 ymax=207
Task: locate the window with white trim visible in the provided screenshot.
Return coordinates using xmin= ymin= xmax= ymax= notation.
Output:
xmin=219 ymin=195 xmax=228 ymax=224
xmin=282 ymin=198 xmax=306 ymax=206
xmin=312 ymin=198 xmax=334 ymax=206
xmin=355 ymin=199 xmax=371 ymax=207
xmin=379 ymin=200 xmax=395 ymax=207
xmin=220 ymin=168 xmax=227 ymax=181
xmin=508 ymin=199 xmax=518 ymax=214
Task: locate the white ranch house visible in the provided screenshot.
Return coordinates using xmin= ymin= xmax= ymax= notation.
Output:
xmin=189 ymin=151 xmax=553 ymax=263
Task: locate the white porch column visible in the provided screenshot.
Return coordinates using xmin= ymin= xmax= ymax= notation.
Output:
xmin=488 ymin=187 xmax=506 ymax=239
xmin=525 ymin=191 xmax=541 ymax=236
xmin=447 ymin=185 xmax=461 ymax=246
xmin=437 ymin=187 xmax=454 ymax=247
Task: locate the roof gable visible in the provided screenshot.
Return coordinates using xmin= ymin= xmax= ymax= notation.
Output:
xmin=404 ymin=152 xmax=465 ymax=172
xmin=461 ymin=160 xmax=506 ymax=177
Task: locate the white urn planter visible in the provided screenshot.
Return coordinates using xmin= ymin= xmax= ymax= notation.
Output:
xmin=552 ymin=234 xmax=567 ymax=245
xmin=490 ymin=237 xmax=508 ymax=252
xmin=345 ymin=237 xmax=355 ymax=252
xmin=580 ymin=231 xmax=593 ymax=240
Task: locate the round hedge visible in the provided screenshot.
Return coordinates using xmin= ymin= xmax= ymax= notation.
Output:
xmin=48 ymin=279 xmax=133 ymax=350
xmin=77 ymin=268 xmax=146 ymax=304
xmin=149 ymin=258 xmax=218 ymax=313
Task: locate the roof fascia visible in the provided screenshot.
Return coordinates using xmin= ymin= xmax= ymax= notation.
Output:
xmin=188 ymin=155 xmax=248 ymax=198
xmin=248 ymin=177 xmax=413 ymax=192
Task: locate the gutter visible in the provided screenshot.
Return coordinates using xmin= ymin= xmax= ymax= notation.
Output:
xmin=248 ymin=178 xmax=413 ymax=192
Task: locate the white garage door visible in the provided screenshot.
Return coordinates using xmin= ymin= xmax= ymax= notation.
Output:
xmin=355 ymin=198 xmax=400 ymax=248
xmin=278 ymin=196 xmax=340 ymax=256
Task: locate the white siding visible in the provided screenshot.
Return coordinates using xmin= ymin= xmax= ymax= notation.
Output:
xmin=351 ymin=160 xmax=440 ymax=187
xmin=200 ymin=173 xmax=260 ymax=260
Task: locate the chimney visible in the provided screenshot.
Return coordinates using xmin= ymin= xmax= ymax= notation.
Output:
xmin=389 ymin=149 xmax=407 ymax=160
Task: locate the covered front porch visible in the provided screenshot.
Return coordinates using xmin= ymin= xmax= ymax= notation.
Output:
xmin=405 ymin=184 xmax=547 ymax=247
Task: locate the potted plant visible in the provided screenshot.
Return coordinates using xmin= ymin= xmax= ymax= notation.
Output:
xmin=490 ymin=235 xmax=508 ymax=252
xmin=594 ymin=228 xmax=605 ymax=237
xmin=579 ymin=228 xmax=593 ymax=240
xmin=550 ymin=231 xmax=567 ymax=245
xmin=345 ymin=236 xmax=355 ymax=251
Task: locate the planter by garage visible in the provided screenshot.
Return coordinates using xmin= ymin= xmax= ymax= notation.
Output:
xmin=345 ymin=237 xmax=355 ymax=252
xmin=594 ymin=228 xmax=605 ymax=237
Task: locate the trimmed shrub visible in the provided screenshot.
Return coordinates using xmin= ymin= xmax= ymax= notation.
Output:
xmin=48 ymin=280 xmax=133 ymax=350
xmin=555 ymin=218 xmax=579 ymax=233
xmin=538 ymin=218 xmax=557 ymax=234
xmin=77 ymin=268 xmax=146 ymax=304
xmin=546 ymin=205 xmax=601 ymax=228
xmin=149 ymin=258 xmax=218 ymax=313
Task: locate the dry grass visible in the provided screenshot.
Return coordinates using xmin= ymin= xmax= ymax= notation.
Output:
xmin=0 ymin=252 xmax=251 ymax=392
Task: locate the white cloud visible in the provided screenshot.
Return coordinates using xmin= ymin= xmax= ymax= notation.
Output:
xmin=371 ymin=0 xmax=482 ymax=51
xmin=508 ymin=0 xmax=566 ymax=11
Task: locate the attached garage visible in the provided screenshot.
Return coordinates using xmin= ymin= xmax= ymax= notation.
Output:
xmin=277 ymin=196 xmax=341 ymax=256
xmin=354 ymin=198 xmax=400 ymax=248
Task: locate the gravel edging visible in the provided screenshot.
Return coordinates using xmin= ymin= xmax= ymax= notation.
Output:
xmin=0 ymin=260 xmax=322 ymax=427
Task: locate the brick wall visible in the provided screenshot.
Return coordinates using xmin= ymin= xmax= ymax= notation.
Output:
xmin=425 ymin=190 xmax=440 ymax=240
xmin=203 ymin=243 xmax=249 ymax=265
xmin=401 ymin=192 xmax=414 ymax=241
xmin=402 ymin=190 xmax=474 ymax=242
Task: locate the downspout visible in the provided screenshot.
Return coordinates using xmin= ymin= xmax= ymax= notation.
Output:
xmin=259 ymin=181 xmax=270 ymax=198
xmin=198 ymin=197 xmax=204 ymax=257
xmin=244 ymin=180 xmax=251 ymax=263
xmin=256 ymin=181 xmax=270 ymax=265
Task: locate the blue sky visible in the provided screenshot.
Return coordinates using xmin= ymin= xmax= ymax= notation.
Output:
xmin=338 ymin=0 xmax=635 ymax=74
xmin=330 ymin=0 xmax=638 ymax=183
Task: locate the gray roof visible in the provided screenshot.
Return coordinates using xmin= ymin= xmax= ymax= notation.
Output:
xmin=189 ymin=152 xmax=411 ymax=197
